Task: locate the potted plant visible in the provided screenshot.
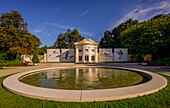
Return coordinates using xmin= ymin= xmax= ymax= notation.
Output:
xmin=137 ymin=53 xmax=144 ymax=65
xmin=32 ymin=52 xmax=39 ymax=66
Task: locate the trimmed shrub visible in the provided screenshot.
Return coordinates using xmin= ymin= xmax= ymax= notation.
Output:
xmin=32 ymin=52 xmax=39 ymax=63
xmin=16 ymin=53 xmax=21 ymax=61
xmin=137 ymin=53 xmax=144 ymax=63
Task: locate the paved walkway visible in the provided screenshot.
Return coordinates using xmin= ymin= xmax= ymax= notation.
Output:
xmin=0 ymin=63 xmax=170 ymax=77
xmin=0 ymin=63 xmax=74 ymax=77
xmin=96 ymin=63 xmax=170 ymax=76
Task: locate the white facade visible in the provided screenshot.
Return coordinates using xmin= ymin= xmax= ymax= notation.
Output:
xmin=74 ymin=38 xmax=99 ymax=63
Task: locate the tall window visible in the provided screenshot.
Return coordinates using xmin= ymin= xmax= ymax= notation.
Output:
xmin=79 ymin=56 xmax=82 ymax=61
xmin=91 ymin=55 xmax=95 ymax=61
xmin=85 ymin=55 xmax=89 ymax=61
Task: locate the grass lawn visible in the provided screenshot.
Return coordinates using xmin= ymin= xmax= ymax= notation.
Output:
xmin=0 ymin=73 xmax=169 ymax=108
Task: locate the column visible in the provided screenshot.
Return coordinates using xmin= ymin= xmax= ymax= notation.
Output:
xmin=76 ymin=46 xmax=79 ymax=63
xmin=82 ymin=46 xmax=85 ymax=62
xmin=44 ymin=53 xmax=47 ymax=62
xmin=95 ymin=47 xmax=98 ymax=63
xmin=89 ymin=47 xmax=91 ymax=62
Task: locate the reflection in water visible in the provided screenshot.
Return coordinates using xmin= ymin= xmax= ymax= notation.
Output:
xmin=20 ymin=67 xmax=145 ymax=90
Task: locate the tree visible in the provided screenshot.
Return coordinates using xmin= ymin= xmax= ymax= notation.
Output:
xmin=120 ymin=13 xmax=170 ymax=59
xmin=99 ymin=19 xmax=139 ymax=48
xmin=0 ymin=10 xmax=41 ymax=58
xmin=99 ymin=31 xmax=112 ymax=48
xmin=38 ymin=45 xmax=56 ymax=55
xmin=54 ymin=28 xmax=84 ymax=49
xmin=32 ymin=52 xmax=39 ymax=65
xmin=38 ymin=45 xmax=48 ymax=55
xmin=99 ymin=13 xmax=170 ymax=60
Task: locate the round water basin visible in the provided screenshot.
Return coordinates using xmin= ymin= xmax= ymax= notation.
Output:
xmin=19 ymin=67 xmax=150 ymax=90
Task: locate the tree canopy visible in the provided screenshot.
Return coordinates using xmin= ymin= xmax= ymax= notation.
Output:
xmin=120 ymin=13 xmax=170 ymax=59
xmin=0 ymin=10 xmax=41 ymax=58
xmin=99 ymin=19 xmax=139 ymax=48
xmin=99 ymin=13 xmax=170 ymax=59
xmin=54 ymin=28 xmax=84 ymax=49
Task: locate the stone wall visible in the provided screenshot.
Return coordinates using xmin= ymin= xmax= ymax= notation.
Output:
xmin=114 ymin=48 xmax=128 ymax=62
xmin=61 ymin=49 xmax=74 ymax=62
xmin=99 ymin=48 xmax=113 ymax=62
xmin=47 ymin=49 xmax=60 ymax=62
xmin=21 ymin=54 xmax=45 ymax=63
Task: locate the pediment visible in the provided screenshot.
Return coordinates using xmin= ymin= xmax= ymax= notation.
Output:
xmin=74 ymin=38 xmax=99 ymax=45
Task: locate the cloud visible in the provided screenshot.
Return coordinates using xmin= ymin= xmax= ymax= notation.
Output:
xmin=44 ymin=23 xmax=74 ymax=30
xmin=80 ymin=9 xmax=89 ymax=16
xmin=43 ymin=32 xmax=51 ymax=36
xmin=79 ymin=31 xmax=94 ymax=36
xmin=44 ymin=22 xmax=94 ymax=36
xmin=33 ymin=29 xmax=42 ymax=33
xmin=109 ymin=1 xmax=170 ymax=29
xmin=31 ymin=25 xmax=52 ymax=37
xmin=32 ymin=26 xmax=45 ymax=34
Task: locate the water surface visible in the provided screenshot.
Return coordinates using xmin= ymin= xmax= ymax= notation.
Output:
xmin=20 ymin=67 xmax=149 ymax=90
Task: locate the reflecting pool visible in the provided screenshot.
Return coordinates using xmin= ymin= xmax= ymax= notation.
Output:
xmin=19 ymin=67 xmax=150 ymax=90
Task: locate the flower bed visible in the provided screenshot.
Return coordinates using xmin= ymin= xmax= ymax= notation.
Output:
xmin=0 ymin=60 xmax=28 ymax=67
xmin=147 ymin=58 xmax=170 ymax=66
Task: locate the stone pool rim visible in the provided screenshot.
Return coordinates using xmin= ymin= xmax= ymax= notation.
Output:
xmin=2 ymin=66 xmax=167 ymax=102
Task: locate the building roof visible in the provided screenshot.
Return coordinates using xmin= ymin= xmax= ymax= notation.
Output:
xmin=74 ymin=38 xmax=99 ymax=45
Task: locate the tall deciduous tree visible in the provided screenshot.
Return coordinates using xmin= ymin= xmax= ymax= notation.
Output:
xmin=54 ymin=28 xmax=84 ymax=49
xmin=99 ymin=31 xmax=112 ymax=48
xmin=99 ymin=13 xmax=170 ymax=60
xmin=120 ymin=13 xmax=170 ymax=59
xmin=0 ymin=10 xmax=41 ymax=58
xmin=99 ymin=19 xmax=139 ymax=48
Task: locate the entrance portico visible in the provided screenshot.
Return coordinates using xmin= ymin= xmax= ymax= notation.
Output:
xmin=74 ymin=38 xmax=99 ymax=63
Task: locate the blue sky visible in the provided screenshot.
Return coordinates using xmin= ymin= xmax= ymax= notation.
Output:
xmin=0 ymin=0 xmax=170 ymax=47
